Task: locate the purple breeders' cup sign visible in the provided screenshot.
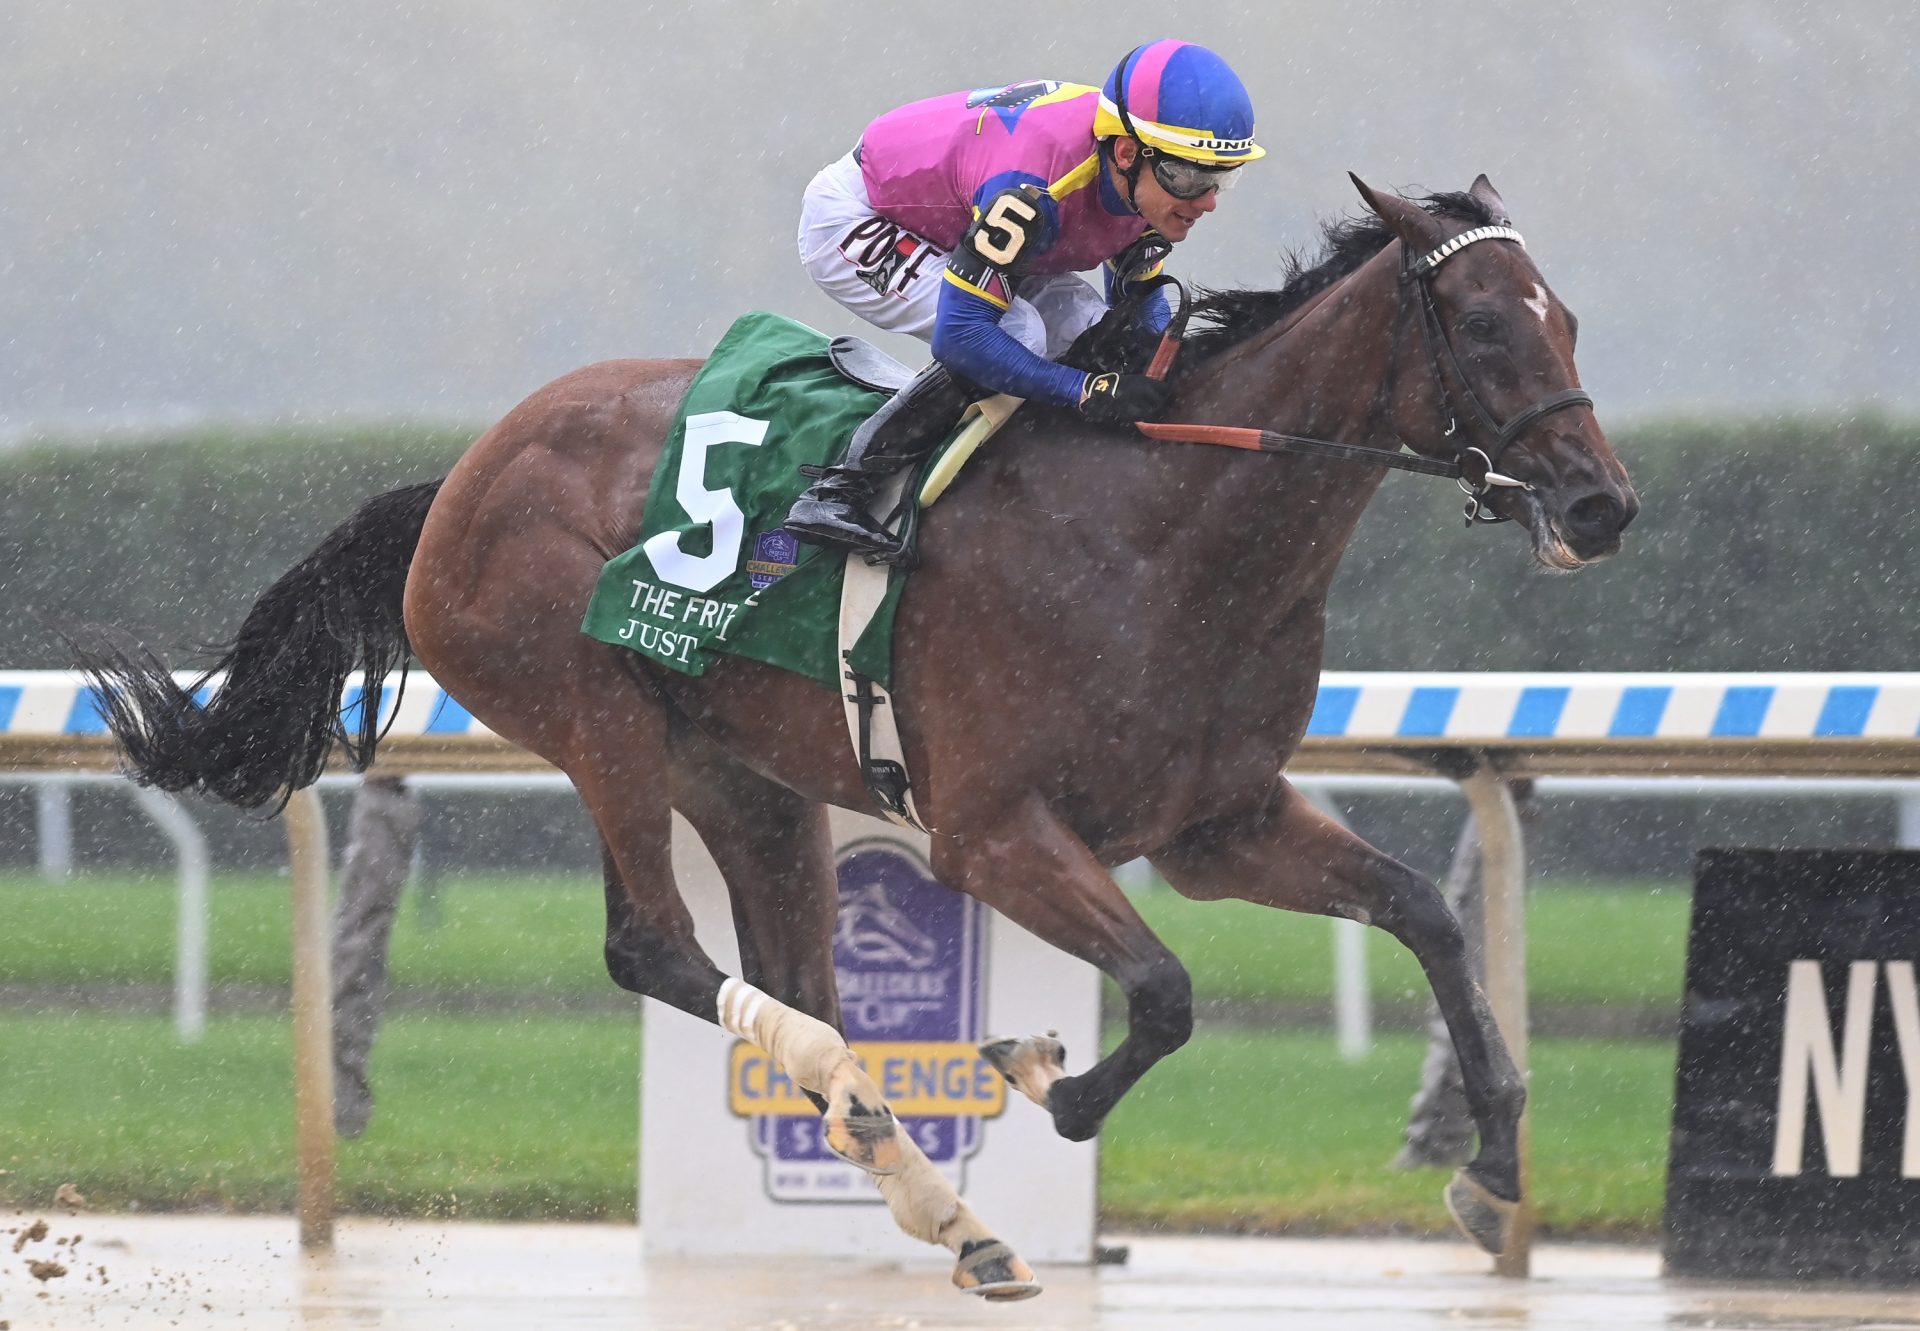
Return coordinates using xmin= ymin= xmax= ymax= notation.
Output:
xmin=728 ymin=838 xmax=1000 ymax=1203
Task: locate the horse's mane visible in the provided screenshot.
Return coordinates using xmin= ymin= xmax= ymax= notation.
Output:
xmin=1179 ymin=190 xmax=1498 ymax=363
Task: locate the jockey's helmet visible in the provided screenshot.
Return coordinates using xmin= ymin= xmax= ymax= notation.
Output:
xmin=1096 ymin=40 xmax=1265 ymax=188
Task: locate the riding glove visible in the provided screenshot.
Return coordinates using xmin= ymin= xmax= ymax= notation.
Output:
xmin=1077 ymin=371 xmax=1173 ymax=425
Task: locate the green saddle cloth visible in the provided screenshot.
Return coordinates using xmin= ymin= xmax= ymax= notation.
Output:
xmin=580 ymin=310 xmax=911 ymax=689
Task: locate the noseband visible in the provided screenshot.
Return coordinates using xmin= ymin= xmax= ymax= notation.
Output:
xmin=1401 ymin=226 xmax=1594 ymax=523
xmin=1136 ymin=224 xmax=1596 ymax=527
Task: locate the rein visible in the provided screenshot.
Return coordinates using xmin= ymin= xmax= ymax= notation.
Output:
xmin=1137 ymin=225 xmax=1594 ymax=525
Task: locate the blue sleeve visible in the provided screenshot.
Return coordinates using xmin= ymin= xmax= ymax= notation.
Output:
xmin=1137 ymin=283 xmax=1173 ymax=334
xmin=931 ymin=277 xmax=1089 ymax=408
xmin=1103 ymin=257 xmax=1173 ymax=334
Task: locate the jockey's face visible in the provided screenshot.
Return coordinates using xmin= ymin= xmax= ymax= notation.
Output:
xmin=1110 ymin=138 xmax=1223 ymax=243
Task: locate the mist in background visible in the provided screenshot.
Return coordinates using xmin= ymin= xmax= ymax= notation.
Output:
xmin=4 ymin=0 xmax=1915 ymax=442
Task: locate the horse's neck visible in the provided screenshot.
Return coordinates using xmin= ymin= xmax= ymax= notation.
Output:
xmin=1190 ymin=244 xmax=1407 ymax=445
xmin=952 ymin=247 xmax=1413 ymax=681
xmin=1159 ymin=247 xmax=1410 ymax=595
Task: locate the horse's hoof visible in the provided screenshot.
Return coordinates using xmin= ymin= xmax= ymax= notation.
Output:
xmin=822 ymin=1069 xmax=902 ymax=1175
xmin=952 ymin=1238 xmax=1041 ymax=1301
xmin=1444 ymin=1169 xmax=1520 ymax=1256
xmin=823 ymin=1099 xmax=902 ymax=1175
xmin=979 ymin=1032 xmax=1066 ymax=1109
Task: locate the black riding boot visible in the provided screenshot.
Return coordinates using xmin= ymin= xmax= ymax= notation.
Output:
xmin=784 ymin=363 xmax=971 ymax=559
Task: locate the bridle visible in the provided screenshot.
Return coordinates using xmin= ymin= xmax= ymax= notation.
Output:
xmin=1401 ymin=226 xmax=1594 ymax=522
xmin=1137 ymin=224 xmax=1595 ymax=526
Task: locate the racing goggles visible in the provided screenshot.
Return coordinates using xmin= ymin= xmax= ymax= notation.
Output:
xmin=1146 ymin=151 xmax=1241 ymax=200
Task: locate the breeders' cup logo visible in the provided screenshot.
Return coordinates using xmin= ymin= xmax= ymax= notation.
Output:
xmin=727 ymin=838 xmax=1002 ymax=1202
xmin=746 ymin=529 xmax=800 ymax=590
xmin=837 ymin=880 xmax=940 ymax=970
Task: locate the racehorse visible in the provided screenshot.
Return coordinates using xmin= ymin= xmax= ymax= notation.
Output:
xmin=79 ymin=175 xmax=1637 ymax=1298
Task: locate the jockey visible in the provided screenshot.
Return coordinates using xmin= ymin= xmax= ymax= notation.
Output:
xmin=786 ymin=40 xmax=1264 ymax=558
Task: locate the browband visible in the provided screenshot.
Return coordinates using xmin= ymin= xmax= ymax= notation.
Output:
xmin=1406 ymin=225 xmax=1525 ymax=277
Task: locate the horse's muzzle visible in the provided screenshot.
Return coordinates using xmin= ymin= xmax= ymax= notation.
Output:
xmin=1549 ymin=481 xmax=1639 ymax=563
xmin=1566 ymin=484 xmax=1637 ymax=549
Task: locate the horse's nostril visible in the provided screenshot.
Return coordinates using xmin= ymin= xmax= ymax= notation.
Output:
xmin=1565 ymin=491 xmax=1626 ymax=538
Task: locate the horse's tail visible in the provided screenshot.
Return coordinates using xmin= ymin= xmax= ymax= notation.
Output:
xmin=74 ymin=478 xmax=445 ymax=810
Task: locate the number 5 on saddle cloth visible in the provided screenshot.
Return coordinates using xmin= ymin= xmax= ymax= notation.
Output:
xmin=579 ymin=310 xmax=1019 ymax=829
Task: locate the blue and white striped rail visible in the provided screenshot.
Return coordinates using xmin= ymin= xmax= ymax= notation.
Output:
xmin=1304 ymin=672 xmax=1920 ymax=743
xmin=0 ymin=670 xmax=488 ymax=743
xmin=4 ymin=670 xmax=1918 ymax=777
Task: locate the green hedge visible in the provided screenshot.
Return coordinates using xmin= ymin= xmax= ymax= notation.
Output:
xmin=3 ymin=425 xmax=473 ymax=667
xmin=3 ymin=414 xmax=1914 ymax=672
xmin=1323 ymin=412 xmax=1920 ymax=671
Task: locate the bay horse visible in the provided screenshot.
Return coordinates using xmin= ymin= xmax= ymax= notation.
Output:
xmin=80 ymin=175 xmax=1637 ymax=1298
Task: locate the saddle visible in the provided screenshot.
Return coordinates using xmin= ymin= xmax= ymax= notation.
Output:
xmin=826 ymin=336 xmax=917 ymax=396
xmin=820 ymin=302 xmax=1168 ymax=833
xmin=823 ymin=336 xmax=1019 ymax=511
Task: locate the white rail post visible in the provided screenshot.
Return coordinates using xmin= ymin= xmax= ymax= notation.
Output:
xmin=36 ymin=779 xmax=74 ymax=881
xmin=1455 ymin=756 xmax=1532 ymax=1278
xmin=1331 ymin=920 xmax=1371 ymax=1061
xmin=1302 ymin=788 xmax=1372 ymax=1060
xmin=284 ymin=787 xmax=335 ymax=1249
xmin=125 ymin=785 xmax=210 ymax=1044
xmin=1899 ymin=792 xmax=1920 ymax=849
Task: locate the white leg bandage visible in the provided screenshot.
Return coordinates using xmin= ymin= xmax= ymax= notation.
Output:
xmin=716 ymin=980 xmax=993 ymax=1257
xmin=716 ymin=978 xmax=856 ymax=1095
xmin=872 ymin=1128 xmax=991 ymax=1252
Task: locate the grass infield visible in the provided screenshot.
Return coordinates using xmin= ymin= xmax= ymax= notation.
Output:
xmin=0 ymin=872 xmax=1692 ymax=1011
xmin=0 ymin=871 xmax=1686 ymax=1237
xmin=0 ymin=1012 xmax=1672 ymax=1239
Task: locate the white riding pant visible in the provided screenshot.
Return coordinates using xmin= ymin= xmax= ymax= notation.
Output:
xmin=796 ymin=152 xmax=1108 ymax=362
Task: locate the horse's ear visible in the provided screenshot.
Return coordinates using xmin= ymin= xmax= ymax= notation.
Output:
xmin=1348 ymin=172 xmax=1445 ymax=251
xmin=1469 ymin=174 xmax=1510 ymax=224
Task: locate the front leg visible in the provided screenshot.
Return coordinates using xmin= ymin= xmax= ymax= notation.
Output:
xmin=934 ymin=794 xmax=1193 ymax=1142
xmin=1150 ymin=781 xmax=1527 ymax=1257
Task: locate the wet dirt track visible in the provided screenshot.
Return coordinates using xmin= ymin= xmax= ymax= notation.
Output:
xmin=4 ymin=1214 xmax=1918 ymax=1331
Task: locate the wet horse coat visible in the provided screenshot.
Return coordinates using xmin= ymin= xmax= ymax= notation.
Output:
xmin=79 ymin=176 xmax=1637 ymax=1293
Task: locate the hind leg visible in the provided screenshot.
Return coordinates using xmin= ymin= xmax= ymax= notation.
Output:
xmin=593 ymin=826 xmax=900 ymax=1178
xmin=410 ymin=595 xmax=893 ymax=1170
xmin=531 ymin=684 xmax=890 ymax=1182
xmin=667 ymin=722 xmax=1039 ymax=1300
xmin=1151 ymin=779 xmax=1526 ymax=1257
xmin=406 ymin=450 xmax=1032 ymax=1294
xmin=666 ymin=716 xmax=842 ymax=1025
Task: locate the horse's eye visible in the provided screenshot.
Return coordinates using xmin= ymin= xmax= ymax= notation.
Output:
xmin=1461 ymin=311 xmax=1502 ymax=341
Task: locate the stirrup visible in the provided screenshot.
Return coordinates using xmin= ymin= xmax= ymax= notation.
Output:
xmin=791 ymin=523 xmax=905 ymax=560
xmin=785 ymin=497 xmax=903 ymax=558
xmin=786 ymin=361 xmax=966 ymax=561
xmin=793 ymin=467 xmax=874 ymax=504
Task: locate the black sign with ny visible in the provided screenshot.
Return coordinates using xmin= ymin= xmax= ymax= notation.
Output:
xmin=1666 ymin=849 xmax=1920 ymax=1282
